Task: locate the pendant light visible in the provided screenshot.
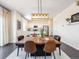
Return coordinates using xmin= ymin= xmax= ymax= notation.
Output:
xmin=32 ymin=0 xmax=49 ymax=19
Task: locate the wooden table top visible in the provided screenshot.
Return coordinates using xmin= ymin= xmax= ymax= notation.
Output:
xmin=16 ymin=37 xmax=61 ymax=45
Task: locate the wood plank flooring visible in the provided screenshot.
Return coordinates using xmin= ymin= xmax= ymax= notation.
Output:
xmin=0 ymin=43 xmax=79 ymax=59
xmin=61 ymin=43 xmax=79 ymax=59
xmin=0 ymin=43 xmax=16 ymax=59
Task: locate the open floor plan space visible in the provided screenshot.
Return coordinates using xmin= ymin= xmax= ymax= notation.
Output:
xmin=0 ymin=0 xmax=79 ymax=59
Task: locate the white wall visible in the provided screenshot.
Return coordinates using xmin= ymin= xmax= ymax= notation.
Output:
xmin=11 ymin=11 xmax=27 ymax=43
xmin=11 ymin=11 xmax=17 ymax=43
xmin=53 ymin=3 xmax=79 ymax=50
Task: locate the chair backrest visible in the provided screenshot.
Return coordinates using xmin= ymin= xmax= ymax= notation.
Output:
xmin=24 ymin=41 xmax=37 ymax=54
xmin=18 ymin=35 xmax=24 ymax=41
xmin=43 ymin=40 xmax=56 ymax=53
xmin=54 ymin=35 xmax=61 ymax=41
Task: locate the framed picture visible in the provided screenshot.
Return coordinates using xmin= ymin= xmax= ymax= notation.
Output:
xmin=17 ymin=20 xmax=21 ymax=30
xmin=71 ymin=13 xmax=79 ymax=22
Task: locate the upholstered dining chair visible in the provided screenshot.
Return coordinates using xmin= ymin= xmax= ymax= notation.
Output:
xmin=18 ymin=35 xmax=24 ymax=41
xmin=43 ymin=40 xmax=56 ymax=59
xmin=24 ymin=41 xmax=37 ymax=59
xmin=54 ymin=35 xmax=61 ymax=55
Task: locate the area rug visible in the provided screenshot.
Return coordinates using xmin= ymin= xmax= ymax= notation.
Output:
xmin=6 ymin=48 xmax=71 ymax=59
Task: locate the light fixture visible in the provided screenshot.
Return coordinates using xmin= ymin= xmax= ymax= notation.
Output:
xmin=32 ymin=13 xmax=48 ymax=18
xmin=76 ymin=0 xmax=79 ymax=5
xmin=66 ymin=18 xmax=71 ymax=23
xmin=32 ymin=0 xmax=49 ymax=19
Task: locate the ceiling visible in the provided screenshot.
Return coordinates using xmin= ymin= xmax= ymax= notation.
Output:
xmin=0 ymin=0 xmax=75 ymax=19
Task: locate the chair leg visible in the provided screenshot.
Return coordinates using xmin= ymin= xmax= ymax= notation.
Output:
xmin=53 ymin=52 xmax=56 ymax=59
xmin=35 ymin=53 xmax=36 ymax=59
xmin=44 ymin=52 xmax=46 ymax=59
xmin=59 ymin=46 xmax=61 ymax=56
xmin=27 ymin=53 xmax=29 ymax=57
xmin=17 ymin=47 xmax=19 ymax=56
xmin=25 ymin=53 xmax=27 ymax=59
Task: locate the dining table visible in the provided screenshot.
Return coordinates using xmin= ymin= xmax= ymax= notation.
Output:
xmin=16 ymin=37 xmax=61 ymax=56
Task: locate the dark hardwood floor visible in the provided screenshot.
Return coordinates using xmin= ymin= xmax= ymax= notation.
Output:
xmin=0 ymin=43 xmax=16 ymax=59
xmin=0 ymin=43 xmax=79 ymax=59
xmin=61 ymin=43 xmax=79 ymax=59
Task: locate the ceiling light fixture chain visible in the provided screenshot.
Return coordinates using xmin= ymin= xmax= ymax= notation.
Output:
xmin=40 ymin=0 xmax=42 ymax=13
xmin=38 ymin=0 xmax=40 ymax=13
xmin=38 ymin=0 xmax=42 ymax=13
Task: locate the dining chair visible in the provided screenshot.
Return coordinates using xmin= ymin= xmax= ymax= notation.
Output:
xmin=54 ymin=35 xmax=61 ymax=55
xmin=18 ymin=35 xmax=24 ymax=41
xmin=17 ymin=35 xmax=24 ymax=56
xmin=24 ymin=41 xmax=37 ymax=59
xmin=43 ymin=40 xmax=56 ymax=59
